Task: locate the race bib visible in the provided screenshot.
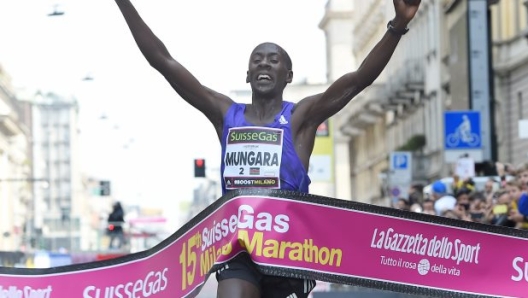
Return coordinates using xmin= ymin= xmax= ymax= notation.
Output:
xmin=224 ymin=127 xmax=283 ymax=189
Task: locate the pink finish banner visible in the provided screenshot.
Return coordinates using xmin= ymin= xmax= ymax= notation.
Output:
xmin=1 ymin=191 xmax=528 ymax=297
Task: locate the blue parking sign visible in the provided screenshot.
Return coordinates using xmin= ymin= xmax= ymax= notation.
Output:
xmin=390 ymin=152 xmax=410 ymax=170
xmin=392 ymin=154 xmax=408 ymax=170
xmin=444 ymin=111 xmax=482 ymax=149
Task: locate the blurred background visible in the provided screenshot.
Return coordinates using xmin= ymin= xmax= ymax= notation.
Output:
xmin=0 ymin=0 xmax=527 ymax=297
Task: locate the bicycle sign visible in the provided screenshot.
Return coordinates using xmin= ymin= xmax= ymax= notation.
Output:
xmin=444 ymin=111 xmax=482 ymax=149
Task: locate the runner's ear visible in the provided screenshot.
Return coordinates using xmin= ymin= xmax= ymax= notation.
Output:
xmin=286 ymin=70 xmax=293 ymax=83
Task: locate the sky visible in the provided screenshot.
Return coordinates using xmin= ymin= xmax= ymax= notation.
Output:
xmin=0 ymin=0 xmax=328 ymax=230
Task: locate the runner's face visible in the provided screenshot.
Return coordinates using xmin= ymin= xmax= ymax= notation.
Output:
xmin=247 ymin=43 xmax=292 ymax=96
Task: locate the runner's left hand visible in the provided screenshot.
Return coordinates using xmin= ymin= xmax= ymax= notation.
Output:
xmin=392 ymin=0 xmax=421 ymax=29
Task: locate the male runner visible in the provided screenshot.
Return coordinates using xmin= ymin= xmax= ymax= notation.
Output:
xmin=114 ymin=0 xmax=421 ymax=297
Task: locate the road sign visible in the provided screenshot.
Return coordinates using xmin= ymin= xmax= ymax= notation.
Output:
xmin=444 ymin=111 xmax=482 ymax=149
xmin=391 ymin=152 xmax=409 ymax=170
xmin=389 ymin=151 xmax=412 ymax=185
xmin=391 ymin=187 xmax=401 ymax=197
xmin=455 ymin=157 xmax=475 ymax=179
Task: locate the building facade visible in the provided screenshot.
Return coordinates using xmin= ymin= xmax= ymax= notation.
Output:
xmin=319 ymin=0 xmax=354 ymax=201
xmin=30 ymin=92 xmax=84 ymax=252
xmin=491 ymin=0 xmax=528 ymax=164
xmin=321 ymin=0 xmax=445 ymax=204
xmin=0 ymin=65 xmax=31 ymax=251
xmin=443 ymin=0 xmax=528 ymax=166
xmin=321 ymin=0 xmax=527 ymax=204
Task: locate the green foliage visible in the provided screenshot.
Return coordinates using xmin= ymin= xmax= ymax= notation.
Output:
xmin=397 ymin=134 xmax=426 ymax=152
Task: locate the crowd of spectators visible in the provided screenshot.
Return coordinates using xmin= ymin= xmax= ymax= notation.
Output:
xmin=394 ymin=162 xmax=528 ymax=229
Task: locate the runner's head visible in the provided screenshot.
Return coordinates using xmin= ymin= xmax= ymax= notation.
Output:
xmin=247 ymin=42 xmax=293 ymax=96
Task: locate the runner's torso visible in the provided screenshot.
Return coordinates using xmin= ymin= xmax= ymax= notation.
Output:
xmin=220 ymin=102 xmax=310 ymax=195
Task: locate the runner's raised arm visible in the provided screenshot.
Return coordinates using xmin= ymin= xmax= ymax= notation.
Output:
xmin=293 ymin=0 xmax=421 ymax=130
xmin=114 ymin=0 xmax=233 ymax=135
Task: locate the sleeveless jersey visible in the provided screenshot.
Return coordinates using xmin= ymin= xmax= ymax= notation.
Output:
xmin=220 ymin=101 xmax=310 ymax=195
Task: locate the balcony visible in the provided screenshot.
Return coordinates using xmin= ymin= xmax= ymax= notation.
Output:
xmin=338 ymin=58 xmax=425 ymax=137
xmin=352 ymin=0 xmax=384 ymax=55
xmin=0 ymin=80 xmax=26 ymax=137
xmin=338 ymin=84 xmax=386 ymax=137
xmin=383 ymin=58 xmax=425 ymax=117
xmin=0 ymin=116 xmax=23 ymax=137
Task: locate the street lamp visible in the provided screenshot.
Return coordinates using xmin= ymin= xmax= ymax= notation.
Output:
xmin=82 ymin=73 xmax=94 ymax=82
xmin=47 ymin=4 xmax=65 ymax=17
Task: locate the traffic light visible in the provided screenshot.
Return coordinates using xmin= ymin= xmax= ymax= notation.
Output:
xmin=100 ymin=180 xmax=111 ymax=196
xmin=194 ymin=159 xmax=206 ymax=177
